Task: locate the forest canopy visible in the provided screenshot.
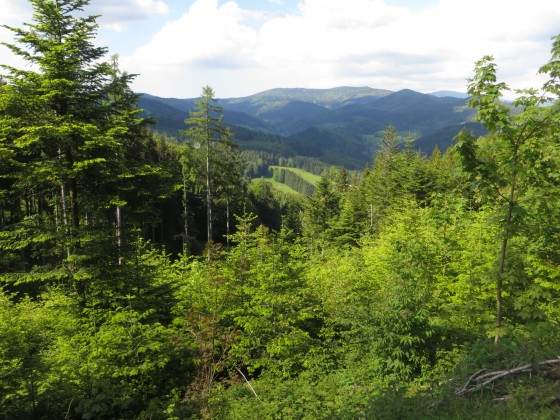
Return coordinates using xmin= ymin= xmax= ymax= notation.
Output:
xmin=1 ymin=1 xmax=560 ymax=418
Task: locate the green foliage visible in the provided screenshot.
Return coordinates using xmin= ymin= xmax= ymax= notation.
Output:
xmin=1 ymin=6 xmax=560 ymax=419
xmin=456 ymin=46 xmax=560 ymax=337
xmin=0 ymin=239 xmax=198 ymax=419
xmin=226 ymin=220 xmax=320 ymax=378
xmin=302 ymin=174 xmax=340 ymax=252
xmin=0 ymin=0 xmax=175 ymax=297
xmin=0 ymin=289 xmax=78 ymax=418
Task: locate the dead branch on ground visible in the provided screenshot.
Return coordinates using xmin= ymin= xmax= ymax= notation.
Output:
xmin=456 ymin=358 xmax=560 ymax=395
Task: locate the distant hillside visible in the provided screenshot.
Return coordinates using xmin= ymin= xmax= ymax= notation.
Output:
xmin=269 ymin=166 xmax=319 ymax=196
xmin=138 ymin=87 xmax=482 ymax=169
xmin=429 ymin=90 xmax=470 ymax=99
xmin=223 ymin=86 xmax=391 ymax=110
xmin=251 ymin=178 xmax=301 ymax=197
xmin=270 ymin=166 xmax=321 ymax=186
xmin=138 ymin=93 xmax=275 ymax=133
xmin=138 ymin=95 xmax=187 ymax=133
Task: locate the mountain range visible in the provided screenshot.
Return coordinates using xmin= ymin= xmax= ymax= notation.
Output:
xmin=138 ymin=87 xmax=483 ymax=169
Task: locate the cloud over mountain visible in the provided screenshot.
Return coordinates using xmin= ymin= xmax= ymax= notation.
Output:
xmin=122 ymin=0 xmax=560 ymax=98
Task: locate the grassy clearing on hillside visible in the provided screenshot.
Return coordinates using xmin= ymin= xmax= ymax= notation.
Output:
xmin=269 ymin=166 xmax=322 ymax=186
xmin=252 ymin=178 xmax=301 ymax=196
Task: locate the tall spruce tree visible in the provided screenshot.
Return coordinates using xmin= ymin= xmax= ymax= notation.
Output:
xmin=363 ymin=126 xmax=425 ymax=231
xmin=182 ymin=86 xmax=240 ymax=253
xmin=302 ymin=174 xmax=339 ymax=253
xmin=0 ymin=0 xmax=157 ymax=292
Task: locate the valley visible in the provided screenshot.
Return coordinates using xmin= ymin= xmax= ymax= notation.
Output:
xmin=139 ymin=86 xmax=485 ymax=170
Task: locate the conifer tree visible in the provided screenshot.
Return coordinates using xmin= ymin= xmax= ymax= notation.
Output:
xmin=363 ymin=126 xmax=414 ymax=230
xmin=303 ymin=174 xmax=339 ymax=252
xmin=182 ymin=86 xmax=240 ymax=251
xmin=0 ymin=0 xmax=160 ymax=291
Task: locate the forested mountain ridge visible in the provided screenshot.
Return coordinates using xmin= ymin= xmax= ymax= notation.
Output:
xmin=2 ymin=1 xmax=560 ymax=419
xmin=139 ymin=86 xmax=483 ymax=168
xmin=429 ymin=90 xmax=471 ymax=98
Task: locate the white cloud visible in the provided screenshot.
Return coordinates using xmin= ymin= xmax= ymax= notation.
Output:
xmin=94 ymin=0 xmax=170 ymax=32
xmin=251 ymin=0 xmax=407 ymax=84
xmin=0 ymin=0 xmax=169 ymax=28
xmin=0 ymin=0 xmax=30 ymax=21
xmin=0 ymin=0 xmax=171 ymax=70
xmin=133 ymin=0 xmax=256 ymax=67
xmin=124 ymin=0 xmax=560 ymax=98
xmin=96 ymin=0 xmax=170 ymax=17
xmin=1 ymin=0 xmax=559 ymax=98
xmin=407 ymin=0 xmax=559 ymax=93
xmin=122 ymin=0 xmax=261 ymax=95
xmin=0 ymin=1 xmax=32 ymax=71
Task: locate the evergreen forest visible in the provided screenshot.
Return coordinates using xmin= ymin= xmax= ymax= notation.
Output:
xmin=2 ymin=1 xmax=560 ymax=418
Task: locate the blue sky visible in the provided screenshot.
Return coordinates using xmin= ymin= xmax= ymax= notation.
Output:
xmin=1 ymin=0 xmax=559 ymax=99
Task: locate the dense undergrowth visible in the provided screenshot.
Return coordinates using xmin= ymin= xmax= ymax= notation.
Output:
xmin=1 ymin=1 xmax=560 ymax=418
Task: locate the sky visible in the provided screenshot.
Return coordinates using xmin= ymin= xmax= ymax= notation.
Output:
xmin=1 ymin=0 xmax=559 ymax=99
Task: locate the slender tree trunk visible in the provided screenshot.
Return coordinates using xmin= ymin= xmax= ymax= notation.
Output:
xmin=60 ymin=182 xmax=71 ymax=257
xmin=496 ymin=233 xmax=506 ymax=331
xmin=58 ymin=147 xmax=73 ymax=257
xmin=70 ymin=179 xmax=85 ymax=300
xmin=182 ymin=171 xmax=189 ymax=254
xmin=38 ymin=193 xmax=46 ymax=265
xmin=60 ymin=183 xmax=69 ymax=226
xmin=226 ymin=195 xmax=230 ymax=247
xmin=496 ymin=148 xmax=519 ymax=341
xmin=116 ymin=204 xmax=123 ymax=265
xmin=70 ymin=179 xmax=79 ymax=232
xmin=206 ymin=134 xmax=212 ymax=260
xmin=496 ymin=183 xmax=515 ymax=340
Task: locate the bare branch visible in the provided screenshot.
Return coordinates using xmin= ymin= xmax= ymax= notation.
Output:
xmin=457 ymin=368 xmax=489 ymax=395
xmin=235 ymin=367 xmax=261 ymax=401
xmin=457 ymin=358 xmax=560 ymax=395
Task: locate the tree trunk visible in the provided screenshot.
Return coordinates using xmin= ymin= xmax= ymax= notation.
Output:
xmin=496 ymin=148 xmax=518 ymax=342
xmin=226 ymin=195 xmax=230 ymax=247
xmin=206 ymin=135 xmax=213 ymax=260
xmin=70 ymin=178 xmax=79 ymax=233
xmin=116 ymin=204 xmax=123 ymax=265
xmin=183 ymin=172 xmax=189 ymax=254
xmin=496 ymin=185 xmax=515 ymax=341
xmin=60 ymin=182 xmax=71 ymax=257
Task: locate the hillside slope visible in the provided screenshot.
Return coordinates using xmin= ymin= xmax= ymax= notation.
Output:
xmin=138 ymin=87 xmax=481 ymax=168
